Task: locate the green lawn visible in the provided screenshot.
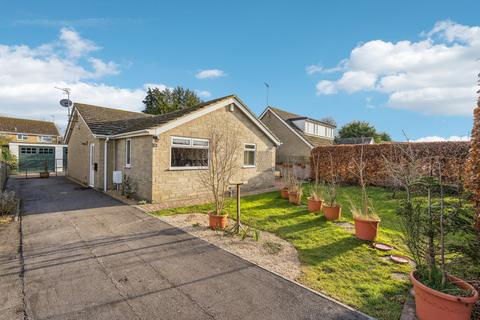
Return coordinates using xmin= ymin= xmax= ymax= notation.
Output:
xmin=152 ymin=185 xmax=412 ymax=320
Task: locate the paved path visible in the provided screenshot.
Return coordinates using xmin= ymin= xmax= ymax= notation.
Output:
xmin=6 ymin=176 xmax=367 ymax=320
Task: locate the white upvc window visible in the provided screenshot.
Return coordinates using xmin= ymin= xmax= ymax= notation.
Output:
xmin=170 ymin=136 xmax=209 ymax=170
xmin=17 ymin=134 xmax=28 ymax=140
xmin=243 ymin=143 xmax=256 ymax=167
xmin=125 ymin=139 xmax=132 ymax=167
xmin=38 ymin=136 xmax=53 ymax=143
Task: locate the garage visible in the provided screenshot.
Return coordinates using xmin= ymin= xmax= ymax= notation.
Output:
xmin=18 ymin=146 xmax=55 ymax=173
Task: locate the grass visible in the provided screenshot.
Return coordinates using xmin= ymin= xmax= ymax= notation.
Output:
xmin=152 ymin=185 xmax=412 ymax=320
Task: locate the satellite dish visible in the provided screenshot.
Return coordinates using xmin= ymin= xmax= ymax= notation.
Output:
xmin=60 ymin=99 xmax=73 ymax=108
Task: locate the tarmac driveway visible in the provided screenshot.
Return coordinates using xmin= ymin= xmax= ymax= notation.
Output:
xmin=9 ymin=177 xmax=367 ymax=320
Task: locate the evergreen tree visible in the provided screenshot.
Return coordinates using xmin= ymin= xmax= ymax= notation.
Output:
xmin=142 ymin=86 xmax=202 ymax=115
xmin=338 ymin=121 xmax=392 ymax=143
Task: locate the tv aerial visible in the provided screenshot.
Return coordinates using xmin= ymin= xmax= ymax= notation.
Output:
xmin=55 ymin=87 xmax=73 ymax=117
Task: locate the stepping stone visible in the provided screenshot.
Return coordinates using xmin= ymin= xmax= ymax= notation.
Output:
xmin=372 ymin=242 xmax=394 ymax=251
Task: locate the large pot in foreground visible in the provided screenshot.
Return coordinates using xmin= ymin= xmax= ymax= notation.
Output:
xmin=353 ymin=216 xmax=380 ymax=241
xmin=410 ymin=271 xmax=478 ymax=320
xmin=323 ymin=205 xmax=341 ymax=221
xmin=307 ymin=198 xmax=322 ymax=213
xmin=208 ymin=213 xmax=228 ymax=230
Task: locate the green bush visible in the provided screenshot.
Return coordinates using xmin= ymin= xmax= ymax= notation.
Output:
xmin=0 ymin=191 xmax=18 ymax=216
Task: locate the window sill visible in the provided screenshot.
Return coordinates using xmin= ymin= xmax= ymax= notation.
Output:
xmin=124 ymin=165 xmax=131 ymax=169
xmin=169 ymin=167 xmax=208 ymax=171
xmin=242 ymin=165 xmax=256 ymax=169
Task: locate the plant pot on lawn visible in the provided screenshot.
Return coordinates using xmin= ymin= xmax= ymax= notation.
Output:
xmin=307 ymin=197 xmax=322 ymax=213
xmin=353 ymin=216 xmax=380 ymax=241
xmin=410 ymin=271 xmax=478 ymax=320
xmin=208 ymin=213 xmax=228 ymax=230
xmin=280 ymin=187 xmax=289 ymax=199
xmin=288 ymin=191 xmax=302 ymax=205
xmin=39 ymin=172 xmax=49 ymax=178
xmin=323 ymin=205 xmax=341 ymax=221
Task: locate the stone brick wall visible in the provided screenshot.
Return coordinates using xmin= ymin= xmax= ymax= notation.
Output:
xmin=67 ymin=113 xmax=95 ymax=186
xmin=260 ymin=111 xmax=312 ymax=164
xmin=114 ymin=136 xmax=153 ymax=201
xmin=151 ymin=105 xmax=276 ymax=203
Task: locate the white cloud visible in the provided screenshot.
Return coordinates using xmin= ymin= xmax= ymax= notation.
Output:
xmin=195 ymin=69 xmax=225 ymax=79
xmin=0 ymin=28 xmax=168 ymax=132
xmin=195 ymin=90 xmax=211 ymax=98
xmin=59 ymin=27 xmax=99 ymax=58
xmin=413 ymin=135 xmax=471 ymax=142
xmin=314 ymin=20 xmax=480 ymax=116
xmin=306 ymin=64 xmax=324 ymax=75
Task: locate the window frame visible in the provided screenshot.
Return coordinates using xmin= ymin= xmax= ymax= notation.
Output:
xmin=243 ymin=143 xmax=256 ymax=168
xmin=125 ymin=139 xmax=132 ymax=168
xmin=169 ymin=136 xmax=209 ymax=170
xmin=17 ymin=133 xmax=28 ymax=140
xmin=38 ymin=135 xmax=53 ymax=143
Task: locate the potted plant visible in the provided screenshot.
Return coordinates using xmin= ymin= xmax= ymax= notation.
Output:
xmin=385 ymin=143 xmax=479 ymax=320
xmin=279 ymin=166 xmax=290 ymax=199
xmin=404 ymin=162 xmax=478 ymax=320
xmin=200 ymin=124 xmax=241 ymax=230
xmin=308 ymin=155 xmax=323 ymax=213
xmin=307 ymin=184 xmax=323 ymax=213
xmin=351 ymin=143 xmax=380 ymax=241
xmin=288 ymin=175 xmax=303 ymax=205
xmin=322 ymin=153 xmax=341 ymax=220
xmin=39 ymin=160 xmax=49 ymax=178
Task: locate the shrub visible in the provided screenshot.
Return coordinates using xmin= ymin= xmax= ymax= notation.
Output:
xmin=0 ymin=191 xmax=18 ymax=216
xmin=311 ymin=142 xmax=470 ymax=188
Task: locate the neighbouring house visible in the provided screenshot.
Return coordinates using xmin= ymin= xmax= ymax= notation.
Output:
xmin=259 ymin=106 xmax=335 ymax=178
xmin=335 ymin=137 xmax=375 ymax=145
xmin=0 ymin=116 xmax=67 ymax=173
xmin=64 ymin=95 xmax=281 ymax=203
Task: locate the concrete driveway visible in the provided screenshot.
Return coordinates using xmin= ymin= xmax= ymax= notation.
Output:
xmin=6 ymin=176 xmax=367 ymax=320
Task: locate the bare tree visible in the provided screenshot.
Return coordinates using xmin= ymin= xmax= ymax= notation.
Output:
xmin=199 ymin=122 xmax=241 ymax=216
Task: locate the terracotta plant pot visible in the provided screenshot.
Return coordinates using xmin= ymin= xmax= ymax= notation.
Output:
xmin=410 ymin=271 xmax=478 ymax=320
xmin=288 ymin=191 xmax=302 ymax=205
xmin=307 ymin=198 xmax=322 ymax=213
xmin=208 ymin=213 xmax=228 ymax=230
xmin=353 ymin=216 xmax=380 ymax=241
xmin=39 ymin=172 xmax=49 ymax=178
xmin=323 ymin=205 xmax=341 ymax=221
xmin=280 ymin=188 xmax=289 ymax=199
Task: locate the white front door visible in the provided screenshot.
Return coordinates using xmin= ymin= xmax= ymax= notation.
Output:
xmin=89 ymin=143 xmax=95 ymax=187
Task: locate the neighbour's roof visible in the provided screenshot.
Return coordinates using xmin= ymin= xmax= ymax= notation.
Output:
xmin=335 ymin=137 xmax=375 ymax=145
xmin=264 ymin=107 xmax=335 ymax=147
xmin=0 ymin=116 xmax=60 ymax=136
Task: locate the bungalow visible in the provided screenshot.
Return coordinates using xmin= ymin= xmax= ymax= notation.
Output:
xmin=64 ymin=95 xmax=281 ymax=203
xmin=0 ymin=116 xmax=67 ymax=173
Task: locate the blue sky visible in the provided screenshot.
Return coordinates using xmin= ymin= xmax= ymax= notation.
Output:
xmin=0 ymin=0 xmax=479 ymax=141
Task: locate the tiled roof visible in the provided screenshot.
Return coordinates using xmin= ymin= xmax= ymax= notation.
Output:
xmin=74 ymin=95 xmax=234 ymax=136
xmin=266 ymin=107 xmax=335 ymax=147
xmin=0 ymin=116 xmax=60 ymax=136
xmin=335 ymin=137 xmax=375 ymax=145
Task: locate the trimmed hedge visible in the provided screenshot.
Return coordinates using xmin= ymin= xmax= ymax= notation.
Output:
xmin=466 ymin=103 xmax=480 ymax=229
xmin=311 ymin=141 xmax=470 ymax=187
